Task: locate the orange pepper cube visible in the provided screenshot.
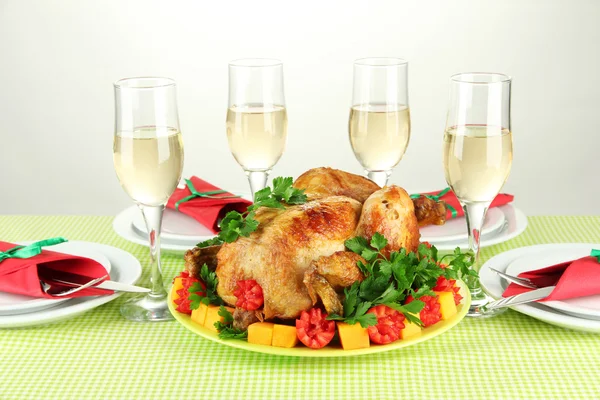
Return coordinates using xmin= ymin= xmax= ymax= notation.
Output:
xmin=434 ymin=291 xmax=457 ymax=320
xmin=399 ymin=319 xmax=422 ymax=340
xmin=272 ymin=324 xmax=298 ymax=348
xmin=337 ymin=322 xmax=370 ymax=350
xmin=248 ymin=322 xmax=275 ymax=346
xmin=191 ymin=303 xmax=208 ymax=326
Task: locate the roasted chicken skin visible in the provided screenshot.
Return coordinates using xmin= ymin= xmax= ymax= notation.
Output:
xmin=216 ymin=196 xmax=362 ymax=319
xmin=293 ymin=167 xmax=446 ymax=226
xmin=355 ymin=186 xmax=420 ymax=256
xmin=293 ymin=167 xmax=380 ymax=203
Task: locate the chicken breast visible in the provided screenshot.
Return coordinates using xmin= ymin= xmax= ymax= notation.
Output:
xmin=216 ymin=196 xmax=362 ymax=319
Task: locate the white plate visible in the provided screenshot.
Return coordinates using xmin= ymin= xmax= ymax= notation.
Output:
xmin=132 ymin=207 xmax=215 ymax=244
xmin=505 ymin=245 xmax=600 ymax=320
xmin=113 ymin=206 xmax=193 ymax=253
xmin=420 ymin=207 xmax=506 ymax=243
xmin=480 ymin=244 xmax=600 ymax=333
xmin=0 ymin=242 xmax=142 ymax=328
xmin=430 ymin=204 xmax=528 ymax=251
xmin=0 ymin=242 xmax=112 ymax=316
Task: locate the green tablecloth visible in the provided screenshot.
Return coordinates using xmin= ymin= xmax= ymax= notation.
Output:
xmin=1 ymin=215 xmax=599 ymax=400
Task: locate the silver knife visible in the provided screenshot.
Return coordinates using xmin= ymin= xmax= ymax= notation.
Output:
xmin=39 ymin=269 xmax=150 ymax=294
xmin=481 ymin=286 xmax=555 ymax=312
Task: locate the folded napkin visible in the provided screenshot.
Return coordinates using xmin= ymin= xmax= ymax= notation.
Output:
xmin=167 ymin=177 xmax=252 ymax=234
xmin=0 ymin=238 xmax=111 ymax=299
xmin=411 ymin=188 xmax=514 ymax=219
xmin=502 ymin=251 xmax=600 ymax=301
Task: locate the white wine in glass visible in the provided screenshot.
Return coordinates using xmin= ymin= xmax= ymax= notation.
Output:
xmin=113 ymin=77 xmax=184 ymax=322
xmin=349 ymin=58 xmax=410 ymax=187
xmin=349 ymin=104 xmax=410 ymax=172
xmin=226 ymin=104 xmax=287 ymax=171
xmin=442 ymin=72 xmax=513 ymax=318
xmin=227 ymin=59 xmax=287 ymax=199
xmin=443 ymin=126 xmax=512 ymax=202
xmin=114 ymin=127 xmax=183 ymax=206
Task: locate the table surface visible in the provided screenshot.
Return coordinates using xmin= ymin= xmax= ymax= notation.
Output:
xmin=1 ymin=215 xmax=600 ymax=400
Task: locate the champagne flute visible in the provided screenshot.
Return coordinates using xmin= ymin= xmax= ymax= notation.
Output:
xmin=442 ymin=72 xmax=513 ymax=317
xmin=113 ymin=77 xmax=184 ymax=321
xmin=349 ymin=57 xmax=410 ymax=187
xmin=226 ymin=58 xmax=288 ymax=199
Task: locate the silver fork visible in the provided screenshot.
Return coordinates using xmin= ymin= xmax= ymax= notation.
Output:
xmin=40 ymin=275 xmax=108 ymax=297
xmin=489 ymin=267 xmax=538 ymax=289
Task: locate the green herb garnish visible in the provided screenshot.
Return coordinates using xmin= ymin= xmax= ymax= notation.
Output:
xmin=328 ymin=233 xmax=475 ymax=328
xmin=189 ymin=263 xmax=223 ymax=310
xmin=214 ymin=306 xmax=248 ymax=340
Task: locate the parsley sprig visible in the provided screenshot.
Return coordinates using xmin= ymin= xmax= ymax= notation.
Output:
xmin=214 ymin=306 xmax=248 ymax=340
xmin=328 ymin=233 xmax=475 ymax=328
xmin=189 ymin=264 xmax=223 ymax=310
xmin=197 ymin=177 xmax=307 ymax=248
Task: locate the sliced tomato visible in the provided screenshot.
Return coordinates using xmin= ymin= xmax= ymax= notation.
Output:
xmin=173 ymin=271 xmax=206 ymax=314
xmin=433 ymin=276 xmax=463 ymax=305
xmin=233 ymin=279 xmax=264 ymax=311
xmin=406 ymin=294 xmax=442 ymax=327
xmin=295 ymin=308 xmax=336 ymax=349
xmin=366 ymin=305 xmax=405 ymax=344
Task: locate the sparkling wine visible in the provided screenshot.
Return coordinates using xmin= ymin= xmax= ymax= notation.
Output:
xmin=226 ymin=104 xmax=287 ymax=171
xmin=443 ymin=125 xmax=512 ymax=203
xmin=113 ymin=127 xmax=184 ymax=206
xmin=348 ymin=104 xmax=411 ymax=171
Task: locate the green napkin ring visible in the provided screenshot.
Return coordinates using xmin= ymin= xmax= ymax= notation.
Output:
xmin=591 ymin=249 xmax=600 ymax=263
xmin=175 ymin=178 xmax=241 ymax=210
xmin=0 ymin=237 xmax=68 ymax=263
xmin=410 ymin=187 xmax=458 ymax=218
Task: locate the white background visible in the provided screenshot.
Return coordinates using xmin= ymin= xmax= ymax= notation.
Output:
xmin=1 ymin=0 xmax=599 ymax=216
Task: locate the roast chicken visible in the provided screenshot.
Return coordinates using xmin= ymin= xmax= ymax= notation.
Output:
xmin=184 ymin=167 xmax=447 ymax=325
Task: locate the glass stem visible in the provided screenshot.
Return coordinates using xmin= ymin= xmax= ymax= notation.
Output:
xmin=139 ymin=205 xmax=167 ymax=297
xmin=366 ymin=170 xmax=392 ymax=187
xmin=245 ymin=170 xmax=270 ymax=200
xmin=462 ymin=201 xmax=491 ymax=295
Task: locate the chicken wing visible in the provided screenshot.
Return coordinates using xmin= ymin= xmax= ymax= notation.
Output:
xmin=413 ymin=195 xmax=447 ymax=227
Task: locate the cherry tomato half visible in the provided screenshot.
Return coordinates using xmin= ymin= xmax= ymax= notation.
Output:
xmin=173 ymin=271 xmax=206 ymax=314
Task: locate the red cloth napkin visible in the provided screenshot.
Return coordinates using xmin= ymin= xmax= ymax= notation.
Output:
xmin=166 ymin=176 xmax=252 ymax=234
xmin=0 ymin=241 xmax=112 ymax=299
xmin=417 ymin=189 xmax=514 ymax=220
xmin=502 ymin=255 xmax=600 ymax=301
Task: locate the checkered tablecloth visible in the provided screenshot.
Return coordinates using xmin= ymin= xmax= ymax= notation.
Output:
xmin=1 ymin=215 xmax=599 ymax=400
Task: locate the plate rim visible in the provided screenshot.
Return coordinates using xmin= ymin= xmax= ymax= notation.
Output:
xmin=0 ymin=241 xmax=142 ymax=328
xmin=168 ymin=280 xmax=471 ymax=357
xmin=432 ymin=204 xmax=527 ymax=251
xmin=479 ymin=243 xmax=600 ymax=333
xmin=0 ymin=241 xmax=112 ymax=314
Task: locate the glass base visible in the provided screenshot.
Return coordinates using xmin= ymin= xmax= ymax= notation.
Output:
xmin=120 ymin=292 xmax=174 ymax=322
xmin=467 ymin=287 xmax=507 ymax=318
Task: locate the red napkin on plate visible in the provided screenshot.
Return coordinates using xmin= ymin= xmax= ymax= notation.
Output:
xmin=166 ymin=176 xmax=252 ymax=234
xmin=0 ymin=240 xmax=111 ymax=299
xmin=414 ymin=188 xmax=513 ymax=220
xmin=502 ymin=254 xmax=600 ymax=301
